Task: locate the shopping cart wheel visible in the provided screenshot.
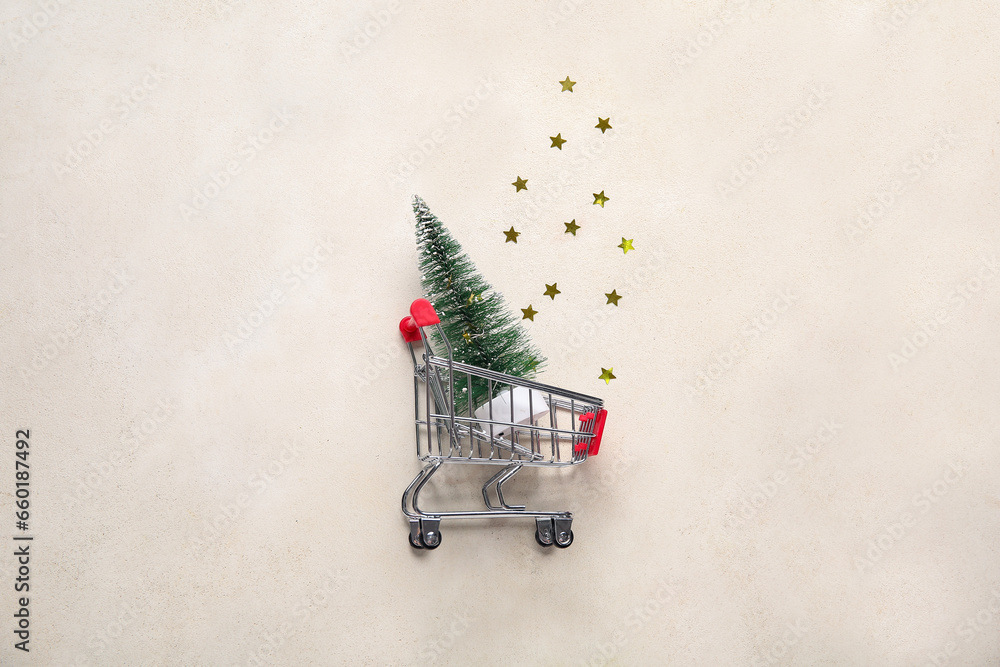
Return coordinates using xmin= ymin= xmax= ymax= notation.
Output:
xmin=553 ymin=530 xmax=574 ymax=548
xmin=553 ymin=517 xmax=574 ymax=548
xmin=534 ymin=517 xmax=554 ymax=547
xmin=420 ymin=530 xmax=441 ymax=549
xmin=418 ymin=518 xmax=441 ymax=549
xmin=408 ymin=520 xmax=424 ymax=549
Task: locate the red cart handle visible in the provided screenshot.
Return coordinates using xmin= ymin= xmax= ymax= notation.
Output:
xmin=410 ymin=298 xmax=440 ymax=327
xmin=399 ymin=299 xmax=441 ymax=343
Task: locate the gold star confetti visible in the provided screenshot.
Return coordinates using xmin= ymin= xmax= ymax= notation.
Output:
xmin=560 ymin=76 xmax=576 ymax=92
xmin=544 ymin=283 xmax=561 ymax=300
xmin=605 ymin=289 xmax=622 ymax=306
xmin=593 ymin=190 xmax=609 ymax=207
xmin=463 ymin=331 xmax=472 ymax=344
xmin=521 ymin=305 xmax=538 ymax=321
xmin=467 ymin=291 xmax=482 ymax=305
xmin=564 ymin=219 xmax=580 ymax=235
xmin=618 ymin=237 xmax=634 ymax=254
xmin=550 ymin=133 xmax=567 ymax=150
xmin=512 ymin=176 xmax=528 ymax=192
xmin=596 ymin=117 xmax=612 ymax=133
xmin=503 ymin=226 xmax=521 ymax=243
xmin=599 ymin=367 xmax=616 ymax=384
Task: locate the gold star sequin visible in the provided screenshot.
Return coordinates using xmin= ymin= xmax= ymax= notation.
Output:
xmin=599 ymin=367 xmax=616 ymax=384
xmin=544 ymin=283 xmax=561 ymax=300
xmin=564 ymin=219 xmax=580 ymax=236
xmin=512 ymin=176 xmax=528 ymax=192
xmin=462 ymin=331 xmax=472 ymax=344
xmin=596 ymin=117 xmax=612 ymax=133
xmin=593 ymin=191 xmax=609 ymax=207
xmin=521 ymin=305 xmax=538 ymax=321
xmin=560 ymin=76 xmax=576 ymax=92
xmin=550 ymin=133 xmax=567 ymax=150
xmin=503 ymin=226 xmax=520 ymax=243
xmin=618 ymin=238 xmax=634 ymax=254
xmin=605 ymin=289 xmax=622 ymax=306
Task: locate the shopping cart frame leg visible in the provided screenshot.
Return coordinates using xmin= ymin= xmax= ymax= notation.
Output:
xmin=404 ymin=460 xmax=565 ymax=518
xmin=482 ymin=463 xmax=525 ymax=510
xmin=402 ymin=461 xmax=441 ymax=520
xmin=402 ymin=462 xmax=444 ymax=549
xmin=402 ymin=459 xmax=575 ymax=549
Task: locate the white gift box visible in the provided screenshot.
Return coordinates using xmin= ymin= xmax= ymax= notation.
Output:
xmin=474 ymin=387 xmax=549 ymax=436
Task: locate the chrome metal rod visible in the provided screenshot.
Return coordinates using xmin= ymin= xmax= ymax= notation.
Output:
xmin=426 ymin=356 xmax=603 ymax=406
xmin=496 ymin=464 xmax=525 ymax=510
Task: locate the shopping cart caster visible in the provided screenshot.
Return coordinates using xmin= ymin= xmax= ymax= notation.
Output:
xmin=535 ymin=517 xmax=573 ymax=549
xmin=554 ymin=530 xmax=574 ymax=548
xmin=421 ymin=530 xmax=441 ymax=549
xmin=409 ymin=518 xmax=441 ymax=550
xmin=408 ymin=520 xmax=423 ymax=548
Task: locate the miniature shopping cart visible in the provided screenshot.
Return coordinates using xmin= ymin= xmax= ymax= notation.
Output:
xmin=399 ymin=298 xmax=608 ymax=550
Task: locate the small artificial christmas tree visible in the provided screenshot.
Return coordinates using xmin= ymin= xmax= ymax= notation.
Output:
xmin=413 ymin=195 xmax=545 ymax=412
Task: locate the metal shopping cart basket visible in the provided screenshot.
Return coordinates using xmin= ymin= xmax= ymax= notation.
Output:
xmin=399 ymin=298 xmax=608 ymax=550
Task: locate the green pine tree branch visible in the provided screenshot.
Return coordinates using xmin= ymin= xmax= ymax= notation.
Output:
xmin=412 ymin=196 xmax=546 ymax=413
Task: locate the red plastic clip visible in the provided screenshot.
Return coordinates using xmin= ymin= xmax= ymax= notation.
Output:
xmin=578 ymin=409 xmax=608 ymax=456
xmin=399 ymin=316 xmax=421 ymax=343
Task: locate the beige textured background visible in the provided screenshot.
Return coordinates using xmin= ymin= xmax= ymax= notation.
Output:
xmin=2 ymin=0 xmax=999 ymax=664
